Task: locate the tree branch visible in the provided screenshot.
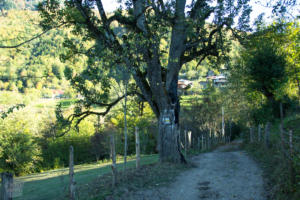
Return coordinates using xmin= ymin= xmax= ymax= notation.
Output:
xmin=54 ymin=91 xmax=136 ymax=137
xmin=0 ymin=23 xmax=65 ymax=49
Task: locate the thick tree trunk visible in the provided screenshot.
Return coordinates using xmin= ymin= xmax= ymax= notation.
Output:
xmin=158 ymin=107 xmax=183 ymax=163
xmin=1 ymin=172 xmax=13 ymax=200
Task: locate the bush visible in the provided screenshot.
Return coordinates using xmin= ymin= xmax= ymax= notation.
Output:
xmin=0 ymin=130 xmax=41 ymax=176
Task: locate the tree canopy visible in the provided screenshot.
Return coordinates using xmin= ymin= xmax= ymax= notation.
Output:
xmin=37 ymin=0 xmax=253 ymax=162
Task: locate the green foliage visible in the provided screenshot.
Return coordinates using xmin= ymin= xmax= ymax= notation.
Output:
xmin=110 ymin=100 xmax=157 ymax=155
xmin=0 ymin=117 xmax=41 ymax=175
xmin=0 ymin=103 xmax=25 ymax=119
xmin=228 ymin=20 xmax=299 ymax=124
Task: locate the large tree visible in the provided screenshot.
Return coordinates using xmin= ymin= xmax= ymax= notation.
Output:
xmin=38 ymin=0 xmax=251 ymax=163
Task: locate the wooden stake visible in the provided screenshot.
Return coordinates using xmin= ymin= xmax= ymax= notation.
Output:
xmin=250 ymin=127 xmax=254 ymax=143
xmin=178 ymin=130 xmax=181 ymax=150
xmin=110 ymin=133 xmax=117 ymax=188
xmin=135 ymin=127 xmax=140 ymax=169
xmin=188 ymin=131 xmax=192 ymax=149
xmin=289 ymin=130 xmax=295 ymax=185
xmin=222 ymin=107 xmax=225 ymax=142
xmin=258 ymin=124 xmax=261 ymax=142
xmin=184 ymin=130 xmax=187 ymax=156
xmin=229 ymin=120 xmax=232 ymax=143
xmin=201 ymin=135 xmax=204 ymax=150
xmin=265 ymin=122 xmax=270 ymax=148
xmin=69 ymin=146 xmax=75 ymax=200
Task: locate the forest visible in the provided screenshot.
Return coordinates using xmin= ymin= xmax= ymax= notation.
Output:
xmin=0 ymin=0 xmax=299 ymax=200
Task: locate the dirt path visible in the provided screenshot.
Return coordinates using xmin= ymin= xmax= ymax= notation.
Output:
xmin=125 ymin=141 xmax=266 ymax=200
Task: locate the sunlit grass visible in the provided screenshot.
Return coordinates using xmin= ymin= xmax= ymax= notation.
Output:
xmin=14 ymin=154 xmax=158 ymax=200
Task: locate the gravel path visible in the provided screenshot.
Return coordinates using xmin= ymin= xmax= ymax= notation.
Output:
xmin=125 ymin=141 xmax=266 ymax=200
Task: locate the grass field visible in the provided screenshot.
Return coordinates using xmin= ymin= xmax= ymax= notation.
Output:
xmin=14 ymin=155 xmax=158 ymax=200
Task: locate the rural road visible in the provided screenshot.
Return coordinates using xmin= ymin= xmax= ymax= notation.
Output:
xmin=125 ymin=141 xmax=266 ymax=200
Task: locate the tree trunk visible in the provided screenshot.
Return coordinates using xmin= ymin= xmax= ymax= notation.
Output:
xmin=1 ymin=172 xmax=13 ymax=200
xmin=158 ymin=107 xmax=183 ymax=163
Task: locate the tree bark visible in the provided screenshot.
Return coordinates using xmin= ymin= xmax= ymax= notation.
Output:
xmin=159 ymin=107 xmax=182 ymax=163
xmin=0 ymin=172 xmax=13 ymax=200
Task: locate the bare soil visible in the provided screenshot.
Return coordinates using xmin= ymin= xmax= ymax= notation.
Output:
xmin=122 ymin=140 xmax=266 ymax=200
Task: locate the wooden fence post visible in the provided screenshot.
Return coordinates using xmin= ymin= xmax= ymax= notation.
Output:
xmin=229 ymin=120 xmax=232 ymax=143
xmin=207 ymin=134 xmax=210 ymax=150
xmin=201 ymin=135 xmax=204 ymax=150
xmin=188 ymin=131 xmax=192 ymax=149
xmin=1 ymin=172 xmax=13 ymax=200
xmin=258 ymin=124 xmax=261 ymax=142
xmin=198 ymin=137 xmax=200 ymax=151
xmin=250 ymin=127 xmax=254 ymax=143
xmin=289 ymin=130 xmax=296 ymax=185
xmin=184 ymin=130 xmax=187 ymax=156
xmin=178 ymin=130 xmax=181 ymax=150
xmin=265 ymin=122 xmax=270 ymax=148
xmin=222 ymin=107 xmax=225 ymax=143
xmin=135 ymin=127 xmax=140 ymax=169
xmin=110 ymin=133 xmax=117 ymax=188
xmin=69 ymin=146 xmax=75 ymax=200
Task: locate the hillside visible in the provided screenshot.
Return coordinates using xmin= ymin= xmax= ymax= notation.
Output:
xmin=0 ymin=10 xmax=76 ymax=98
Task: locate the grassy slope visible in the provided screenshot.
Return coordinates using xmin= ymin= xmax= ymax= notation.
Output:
xmin=14 ymin=155 xmax=158 ymax=200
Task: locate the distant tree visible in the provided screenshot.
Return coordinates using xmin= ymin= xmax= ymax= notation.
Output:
xmin=229 ymin=21 xmax=299 ymax=123
xmin=38 ymin=0 xmax=252 ymax=163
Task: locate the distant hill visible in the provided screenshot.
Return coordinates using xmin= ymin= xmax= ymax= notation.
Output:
xmin=0 ymin=10 xmax=79 ymax=97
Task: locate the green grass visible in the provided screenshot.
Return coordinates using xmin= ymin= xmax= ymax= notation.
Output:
xmin=14 ymin=155 xmax=158 ymax=200
xmin=34 ymin=99 xmax=77 ymax=109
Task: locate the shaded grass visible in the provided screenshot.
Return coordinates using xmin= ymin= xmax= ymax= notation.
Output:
xmin=244 ymin=132 xmax=300 ymax=200
xmin=241 ymin=112 xmax=300 ymax=200
xmin=14 ymin=155 xmax=158 ymax=200
xmin=77 ymin=161 xmax=191 ymax=200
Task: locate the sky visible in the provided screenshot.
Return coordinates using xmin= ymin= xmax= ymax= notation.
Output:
xmin=101 ymin=0 xmax=274 ymax=25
